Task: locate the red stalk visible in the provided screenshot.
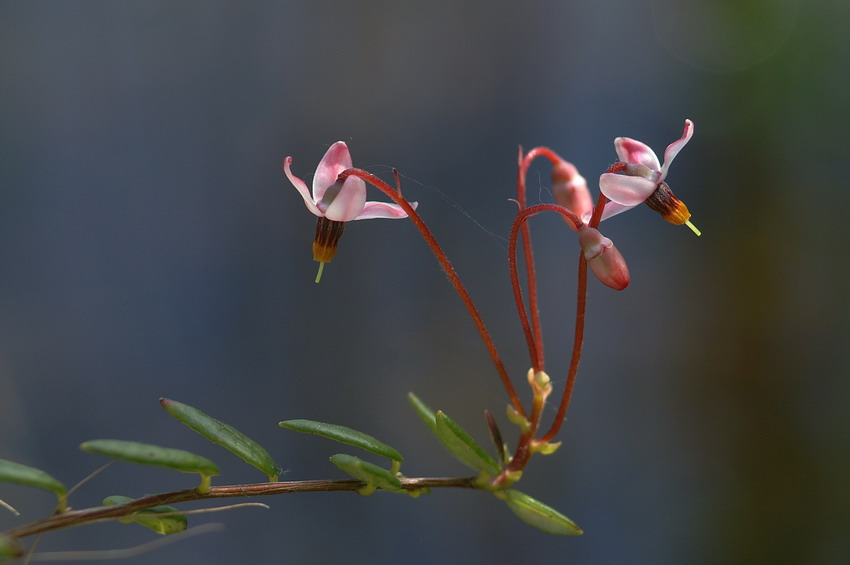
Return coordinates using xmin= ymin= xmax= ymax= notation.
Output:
xmin=337 ymin=168 xmax=526 ymax=417
xmin=496 ymin=203 xmax=583 ymax=482
xmin=539 ymin=193 xmax=607 ymax=441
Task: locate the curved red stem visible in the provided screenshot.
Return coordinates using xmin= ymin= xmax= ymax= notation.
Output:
xmin=539 ymin=193 xmax=607 ymax=441
xmin=514 ymin=147 xmax=578 ymax=373
xmin=495 ymin=203 xmax=583 ymax=482
xmin=338 ymin=168 xmax=526 ymax=417
xmin=515 ymin=148 xmax=554 ymax=370
xmin=539 ymin=251 xmax=587 ymax=442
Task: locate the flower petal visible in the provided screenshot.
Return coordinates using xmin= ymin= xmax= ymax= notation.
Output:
xmin=283 ymin=156 xmax=323 ymax=217
xmin=598 ymin=201 xmax=634 ymax=222
xmin=313 ymin=141 xmax=354 ymax=203
xmin=614 ymin=137 xmax=660 ymax=170
xmin=599 ymin=173 xmax=657 ymax=206
xmin=355 ymin=200 xmax=417 ymax=220
xmin=323 ymin=176 xmax=367 ymax=222
xmin=660 ymin=119 xmax=694 ymax=179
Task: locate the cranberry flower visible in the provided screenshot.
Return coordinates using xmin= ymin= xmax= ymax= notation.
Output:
xmin=598 ymin=119 xmax=700 ymax=235
xmin=284 ymin=141 xmax=416 ymax=282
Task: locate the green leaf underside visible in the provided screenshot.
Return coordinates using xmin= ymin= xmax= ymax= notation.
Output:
xmin=329 ymin=454 xmax=402 ymax=491
xmin=279 ymin=419 xmax=403 ymax=462
xmin=103 ymin=495 xmax=188 ymax=535
xmin=503 ymin=489 xmax=583 ymax=535
xmin=434 ymin=411 xmax=500 ymax=475
xmin=160 ymin=398 xmax=282 ymax=481
xmin=0 ymin=458 xmax=66 ymax=498
xmin=407 ymin=392 xmax=438 ymax=435
xmin=80 ymin=440 xmax=220 ymax=477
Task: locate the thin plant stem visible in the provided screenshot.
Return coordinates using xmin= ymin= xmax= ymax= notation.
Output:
xmin=540 ymin=193 xmax=607 ymax=441
xmin=539 ymin=251 xmax=587 ymax=442
xmin=337 ymin=168 xmax=526 ymax=417
xmin=6 ymin=477 xmax=479 ymax=540
xmin=496 ymin=203 xmax=582 ymax=481
xmin=514 ymin=147 xmax=575 ymax=372
xmin=515 ymin=149 xmax=542 ymax=371
xmin=588 ymin=192 xmax=607 ymax=229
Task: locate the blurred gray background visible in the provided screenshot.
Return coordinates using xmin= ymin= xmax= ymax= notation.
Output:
xmin=1 ymin=0 xmax=848 ymax=563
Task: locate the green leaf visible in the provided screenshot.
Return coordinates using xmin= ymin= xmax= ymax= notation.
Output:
xmin=434 ymin=411 xmax=500 ymax=475
xmin=279 ymin=419 xmax=403 ymax=462
xmin=0 ymin=458 xmax=67 ymax=506
xmin=80 ymin=440 xmax=220 ymax=484
xmin=103 ymin=495 xmax=188 ymax=535
xmin=407 ymin=392 xmax=438 ymax=435
xmin=329 ymin=454 xmax=402 ymax=494
xmin=502 ymin=489 xmax=583 ymax=535
xmin=160 ymin=398 xmax=282 ymax=482
xmin=0 ymin=534 xmax=23 ymax=560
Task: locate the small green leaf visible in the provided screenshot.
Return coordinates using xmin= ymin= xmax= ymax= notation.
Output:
xmin=329 ymin=454 xmax=402 ymax=494
xmin=407 ymin=392 xmax=438 ymax=435
xmin=103 ymin=495 xmax=188 ymax=535
xmin=0 ymin=534 xmax=23 ymax=560
xmin=502 ymin=489 xmax=583 ymax=535
xmin=80 ymin=440 xmax=220 ymax=485
xmin=434 ymin=411 xmax=500 ymax=475
xmin=0 ymin=458 xmax=67 ymax=507
xmin=161 ymin=398 xmax=282 ymax=481
xmin=279 ymin=419 xmax=403 ymax=462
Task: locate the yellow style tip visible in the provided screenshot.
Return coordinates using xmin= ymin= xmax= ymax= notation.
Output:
xmin=685 ymin=220 xmax=701 ymax=237
xmin=315 ymin=261 xmax=326 ymax=283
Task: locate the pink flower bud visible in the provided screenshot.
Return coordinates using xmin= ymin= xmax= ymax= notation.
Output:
xmin=551 ymin=160 xmax=592 ymax=228
xmin=577 ymin=226 xmax=630 ymax=291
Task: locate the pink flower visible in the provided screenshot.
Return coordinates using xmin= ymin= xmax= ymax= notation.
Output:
xmin=284 ymin=141 xmax=413 ymax=222
xmin=598 ymin=120 xmax=699 ymax=235
xmin=283 ymin=141 xmax=416 ymax=282
xmin=577 ymin=226 xmax=630 ymax=291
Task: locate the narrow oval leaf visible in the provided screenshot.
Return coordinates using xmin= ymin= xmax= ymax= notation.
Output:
xmin=0 ymin=459 xmax=67 ymax=500
xmin=80 ymin=440 xmax=220 ymax=477
xmin=279 ymin=419 xmax=403 ymax=462
xmin=103 ymin=495 xmax=188 ymax=535
xmin=503 ymin=489 xmax=583 ymax=535
xmin=161 ymin=398 xmax=282 ymax=481
xmin=0 ymin=534 xmax=23 ymax=560
xmin=434 ymin=411 xmax=500 ymax=475
xmin=329 ymin=454 xmax=402 ymax=492
xmin=407 ymin=392 xmax=438 ymax=434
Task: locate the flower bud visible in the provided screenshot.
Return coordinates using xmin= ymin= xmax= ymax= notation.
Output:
xmin=577 ymin=226 xmax=630 ymax=290
xmin=551 ymin=161 xmax=592 ymax=228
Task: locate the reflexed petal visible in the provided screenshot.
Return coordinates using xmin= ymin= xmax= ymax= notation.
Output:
xmin=313 ymin=141 xmax=354 ymax=202
xmin=283 ymin=156 xmax=323 ymax=217
xmin=323 ymin=176 xmax=367 ymax=221
xmin=599 ymin=173 xmax=657 ymax=206
xmin=355 ymin=200 xmax=417 ymax=220
xmin=598 ymin=201 xmax=634 ymax=222
xmin=660 ymin=119 xmax=694 ymax=179
xmin=614 ymin=137 xmax=660 ymax=170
